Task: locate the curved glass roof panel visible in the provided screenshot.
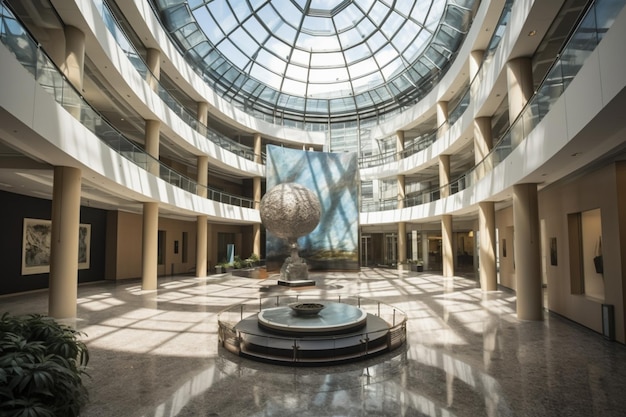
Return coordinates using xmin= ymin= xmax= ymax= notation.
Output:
xmin=153 ymin=0 xmax=477 ymax=124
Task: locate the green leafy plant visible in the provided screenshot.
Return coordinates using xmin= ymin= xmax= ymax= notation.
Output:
xmin=232 ymin=255 xmax=243 ymax=269
xmin=244 ymin=253 xmax=260 ymax=268
xmin=0 ymin=313 xmax=89 ymax=417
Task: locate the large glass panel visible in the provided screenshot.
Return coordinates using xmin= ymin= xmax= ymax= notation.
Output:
xmin=152 ymin=0 xmax=477 ymax=122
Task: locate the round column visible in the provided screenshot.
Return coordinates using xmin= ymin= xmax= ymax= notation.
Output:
xmin=513 ymin=184 xmax=543 ymax=320
xmin=197 ymin=155 xmax=208 ymax=198
xmin=442 ymin=214 xmax=454 ymax=277
xmin=196 ymin=215 xmax=207 ymax=277
xmin=479 ymin=201 xmax=497 ymax=291
xmin=397 ymin=175 xmax=405 ymax=209
xmin=398 ymin=222 xmax=407 ymax=267
xmin=197 ymin=101 xmax=208 ymax=136
xmin=474 ymin=117 xmax=493 ymax=177
xmin=254 ymin=133 xmax=262 ymax=164
xmin=436 ymin=100 xmax=449 ymax=136
xmin=146 ymin=48 xmax=161 ymax=91
xmin=253 ymin=176 xmax=262 ymax=257
xmin=63 ymin=26 xmax=85 ymax=119
xmin=439 ymin=154 xmax=451 ymax=198
xmin=145 ymin=120 xmax=160 ymax=175
xmin=48 ymin=166 xmax=82 ymax=319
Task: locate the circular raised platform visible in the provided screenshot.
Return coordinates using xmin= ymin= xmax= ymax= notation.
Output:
xmin=257 ymin=302 xmax=368 ymax=335
xmin=219 ymin=296 xmax=407 ymax=366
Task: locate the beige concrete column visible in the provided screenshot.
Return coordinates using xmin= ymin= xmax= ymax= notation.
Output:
xmin=397 ymin=175 xmax=405 ymax=209
xmin=436 ymin=100 xmax=449 ymax=136
xmin=479 ymin=201 xmax=497 ymax=291
xmin=142 ymin=202 xmax=159 ymax=290
xmin=442 ymin=215 xmax=454 ymax=277
xmin=469 ymin=50 xmax=484 ymax=98
xmin=439 ymin=154 xmax=451 ymax=198
xmin=44 ymin=29 xmax=66 ymax=68
xmin=469 ymin=50 xmax=484 ymax=81
xmin=196 ymin=215 xmax=208 ymax=277
xmin=513 ymin=184 xmax=543 ymax=320
xmin=253 ymin=176 xmax=262 ymax=210
xmin=197 ymin=155 xmax=208 ymax=198
xmin=396 ymin=129 xmax=405 ymax=160
xmin=506 ymin=58 xmax=533 ymax=123
xmin=145 ymin=120 xmax=160 ymax=175
xmin=474 ymin=117 xmax=493 ymax=178
xmin=253 ymin=176 xmax=262 ymax=256
xmin=63 ymin=26 xmax=85 ymax=91
xmin=146 ymin=48 xmax=161 ymax=92
xmin=253 ymin=224 xmax=261 ymax=258
xmin=197 ymin=101 xmax=208 ymax=136
xmin=398 ymin=222 xmax=407 ymax=266
xmin=422 ymin=232 xmax=430 ymax=270
xmin=254 ymin=133 xmax=262 ymax=164
xmin=62 ymin=26 xmax=85 ymax=119
xmin=48 ymin=166 xmax=82 ymax=319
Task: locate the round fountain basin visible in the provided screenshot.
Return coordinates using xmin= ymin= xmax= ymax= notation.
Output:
xmin=257 ymin=302 xmax=367 ymax=335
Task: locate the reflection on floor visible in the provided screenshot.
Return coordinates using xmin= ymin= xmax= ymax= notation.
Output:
xmin=2 ymin=269 xmax=626 ymax=417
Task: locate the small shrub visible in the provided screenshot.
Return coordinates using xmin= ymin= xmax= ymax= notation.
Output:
xmin=0 ymin=313 xmax=89 ymax=417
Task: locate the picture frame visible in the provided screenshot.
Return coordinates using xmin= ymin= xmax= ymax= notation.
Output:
xmin=22 ymin=218 xmax=91 ymax=275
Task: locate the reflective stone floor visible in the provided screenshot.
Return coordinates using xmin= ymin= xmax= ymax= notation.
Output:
xmin=2 ymin=269 xmax=626 ymax=416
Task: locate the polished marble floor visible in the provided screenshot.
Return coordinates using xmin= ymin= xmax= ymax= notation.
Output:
xmin=2 ymin=269 xmax=626 ymax=417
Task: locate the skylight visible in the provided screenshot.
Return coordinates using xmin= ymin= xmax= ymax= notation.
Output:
xmin=154 ymin=0 xmax=476 ymax=123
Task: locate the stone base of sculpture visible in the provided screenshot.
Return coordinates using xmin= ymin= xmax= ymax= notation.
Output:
xmin=278 ymin=257 xmax=316 ymax=287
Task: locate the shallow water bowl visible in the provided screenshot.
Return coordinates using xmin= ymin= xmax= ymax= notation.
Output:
xmin=289 ymin=302 xmax=326 ymax=316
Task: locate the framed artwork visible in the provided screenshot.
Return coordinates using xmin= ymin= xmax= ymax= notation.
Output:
xmin=550 ymin=237 xmax=558 ymax=266
xmin=502 ymin=239 xmax=507 ymax=257
xmin=22 ymin=218 xmax=91 ymax=275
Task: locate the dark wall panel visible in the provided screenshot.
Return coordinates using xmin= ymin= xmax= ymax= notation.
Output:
xmin=0 ymin=191 xmax=107 ymax=295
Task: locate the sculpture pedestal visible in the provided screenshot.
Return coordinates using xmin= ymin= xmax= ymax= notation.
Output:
xmin=278 ymin=257 xmax=316 ymax=287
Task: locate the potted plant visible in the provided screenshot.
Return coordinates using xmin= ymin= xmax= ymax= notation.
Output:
xmin=0 ymin=313 xmax=90 ymax=417
xmin=415 ymin=259 xmax=424 ymax=272
xmin=244 ymin=253 xmax=260 ymax=268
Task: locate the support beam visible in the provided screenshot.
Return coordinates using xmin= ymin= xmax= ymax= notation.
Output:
xmin=48 ymin=166 xmax=82 ymax=319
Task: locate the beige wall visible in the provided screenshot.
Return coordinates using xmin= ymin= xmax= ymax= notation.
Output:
xmin=105 ymin=211 xmax=200 ymax=280
xmin=105 ymin=211 xmax=143 ymax=280
xmin=539 ymin=162 xmax=625 ymax=343
xmin=158 ymin=217 xmax=197 ymax=276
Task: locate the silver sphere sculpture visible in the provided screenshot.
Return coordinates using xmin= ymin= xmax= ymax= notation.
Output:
xmin=260 ymin=182 xmax=321 ymax=268
xmin=260 ymin=182 xmax=321 ymax=243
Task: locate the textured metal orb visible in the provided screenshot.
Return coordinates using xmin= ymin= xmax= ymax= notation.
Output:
xmin=260 ymin=183 xmax=321 ymax=241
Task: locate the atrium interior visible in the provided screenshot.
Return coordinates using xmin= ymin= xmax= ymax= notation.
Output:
xmin=1 ymin=0 xmax=626 ymax=415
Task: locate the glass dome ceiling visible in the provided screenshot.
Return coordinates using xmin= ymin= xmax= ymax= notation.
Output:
xmin=153 ymin=0 xmax=477 ymax=123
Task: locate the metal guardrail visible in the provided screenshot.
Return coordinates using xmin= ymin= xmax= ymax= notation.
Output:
xmin=217 ymin=294 xmax=407 ymax=364
xmin=0 ymin=0 xmax=255 ymax=209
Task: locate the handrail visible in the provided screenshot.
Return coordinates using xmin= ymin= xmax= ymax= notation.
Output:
xmin=0 ymin=1 xmax=254 ymax=210
xmin=217 ymin=294 xmax=407 ymax=364
xmin=93 ymin=0 xmax=264 ymax=164
xmin=360 ymin=0 xmax=625 ymax=212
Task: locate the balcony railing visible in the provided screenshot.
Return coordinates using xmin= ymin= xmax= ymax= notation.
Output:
xmin=0 ymin=0 xmax=254 ymax=210
xmin=360 ymin=0 xmax=625 ymax=213
xmin=93 ymin=0 xmax=263 ymax=164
